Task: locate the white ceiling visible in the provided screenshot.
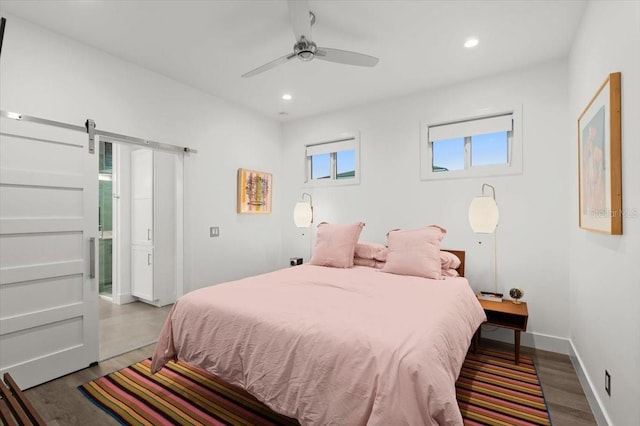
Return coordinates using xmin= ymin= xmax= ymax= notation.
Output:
xmin=0 ymin=0 xmax=586 ymax=121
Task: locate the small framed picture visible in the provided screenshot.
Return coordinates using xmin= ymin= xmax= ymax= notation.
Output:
xmin=237 ymin=168 xmax=272 ymax=214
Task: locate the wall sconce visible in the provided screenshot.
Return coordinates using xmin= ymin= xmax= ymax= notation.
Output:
xmin=293 ymin=193 xmax=313 ymax=228
xmin=468 ymin=184 xmax=500 ymax=295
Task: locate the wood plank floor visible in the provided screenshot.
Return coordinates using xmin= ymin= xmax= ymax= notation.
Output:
xmin=99 ymin=299 xmax=173 ymax=361
xmin=24 ymin=330 xmax=597 ymax=425
xmin=483 ymin=339 xmax=597 ymax=425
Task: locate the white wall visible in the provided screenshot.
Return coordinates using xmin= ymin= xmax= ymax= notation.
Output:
xmin=0 ymin=14 xmax=284 ymax=294
xmin=568 ymin=1 xmax=640 ymax=425
xmin=282 ymin=60 xmax=572 ymax=352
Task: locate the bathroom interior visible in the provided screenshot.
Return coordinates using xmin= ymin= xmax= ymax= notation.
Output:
xmin=98 ymin=141 xmax=113 ymax=299
xmin=96 ymin=138 xmax=181 ymax=307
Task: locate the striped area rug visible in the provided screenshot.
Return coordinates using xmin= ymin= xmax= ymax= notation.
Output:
xmin=457 ymin=348 xmax=551 ymax=425
xmin=79 ymin=349 xmax=551 ymax=425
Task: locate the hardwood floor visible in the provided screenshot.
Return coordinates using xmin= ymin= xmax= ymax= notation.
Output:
xmin=25 ymin=344 xmax=157 ymax=426
xmin=482 ymin=339 xmax=597 ymax=425
xmin=24 ymin=338 xmax=597 ymax=425
xmin=20 ymin=300 xmax=173 ymax=425
xmin=99 ymin=299 xmax=173 ymax=361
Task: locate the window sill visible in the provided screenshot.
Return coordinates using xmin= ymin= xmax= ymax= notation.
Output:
xmin=420 ymin=164 xmax=522 ymax=181
xmin=303 ymin=177 xmax=361 ymax=187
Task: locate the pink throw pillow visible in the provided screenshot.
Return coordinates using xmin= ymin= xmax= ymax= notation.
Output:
xmin=310 ymin=222 xmax=365 ymax=268
xmin=441 ymin=268 xmax=460 ymax=278
xmin=374 ymin=247 xmax=389 ymax=262
xmin=381 ymin=226 xmax=446 ymax=279
xmin=354 ymin=242 xmax=387 ymax=260
xmin=440 ymin=251 xmax=461 ymax=269
xmin=353 ymin=257 xmax=377 ymax=267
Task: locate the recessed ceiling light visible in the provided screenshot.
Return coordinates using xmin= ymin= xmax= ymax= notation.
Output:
xmin=464 ymin=38 xmax=479 ymax=48
xmin=282 ymin=94 xmax=292 ymax=101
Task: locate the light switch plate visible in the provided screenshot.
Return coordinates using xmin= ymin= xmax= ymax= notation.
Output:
xmin=210 ymin=226 xmax=220 ymax=237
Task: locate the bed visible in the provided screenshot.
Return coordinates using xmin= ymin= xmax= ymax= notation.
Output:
xmin=151 ymin=246 xmax=486 ymax=425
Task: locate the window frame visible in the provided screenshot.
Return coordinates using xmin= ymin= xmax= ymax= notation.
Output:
xmin=304 ymin=132 xmax=360 ymax=186
xmin=420 ymin=106 xmax=523 ymax=180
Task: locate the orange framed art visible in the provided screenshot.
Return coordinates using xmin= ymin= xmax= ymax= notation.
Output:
xmin=237 ymin=168 xmax=272 ymax=214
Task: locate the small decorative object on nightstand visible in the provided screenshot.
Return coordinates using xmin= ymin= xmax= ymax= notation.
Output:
xmin=509 ymin=287 xmax=524 ymax=304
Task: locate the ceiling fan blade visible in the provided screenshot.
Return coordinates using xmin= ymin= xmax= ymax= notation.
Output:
xmin=242 ymin=52 xmax=296 ymax=78
xmin=288 ymin=0 xmax=312 ymax=42
xmin=315 ymin=47 xmax=379 ymax=67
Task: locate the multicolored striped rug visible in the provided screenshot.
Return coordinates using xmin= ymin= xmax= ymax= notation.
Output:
xmin=79 ymin=348 xmax=551 ymax=425
xmin=457 ymin=348 xmax=551 ymax=425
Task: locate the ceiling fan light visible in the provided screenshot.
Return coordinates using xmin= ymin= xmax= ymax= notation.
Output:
xmin=298 ymin=50 xmax=314 ymax=61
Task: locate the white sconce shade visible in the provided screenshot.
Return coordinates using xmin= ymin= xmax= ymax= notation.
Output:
xmin=469 ymin=184 xmax=500 ymax=295
xmin=293 ymin=193 xmax=313 ymax=228
xmin=294 ymin=202 xmax=313 ymax=227
xmin=468 ymin=196 xmax=499 ymax=233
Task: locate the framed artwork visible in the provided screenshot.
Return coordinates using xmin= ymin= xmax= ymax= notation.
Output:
xmin=578 ymin=72 xmax=622 ymax=234
xmin=237 ymin=168 xmax=272 ymax=214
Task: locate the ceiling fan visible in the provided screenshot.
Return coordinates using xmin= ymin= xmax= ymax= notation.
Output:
xmin=241 ymin=0 xmax=379 ymax=78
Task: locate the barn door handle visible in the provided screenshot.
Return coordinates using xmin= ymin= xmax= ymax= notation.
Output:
xmin=147 ymin=253 xmax=152 ymax=266
xmin=89 ymin=237 xmax=96 ymax=278
xmin=148 ymin=228 xmax=152 ymax=240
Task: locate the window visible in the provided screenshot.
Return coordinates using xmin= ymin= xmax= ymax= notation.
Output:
xmin=421 ymin=109 xmax=522 ymax=180
xmin=305 ymin=134 xmax=359 ymax=185
xmin=432 ymin=137 xmax=465 ymax=171
xmin=310 ymin=153 xmax=331 ymax=179
xmin=471 ymin=132 xmax=508 ymax=166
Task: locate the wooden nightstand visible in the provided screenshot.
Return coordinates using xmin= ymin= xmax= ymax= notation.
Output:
xmin=475 ymin=299 xmax=529 ymax=364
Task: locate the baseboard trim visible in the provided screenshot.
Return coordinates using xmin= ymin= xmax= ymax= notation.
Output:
xmin=479 ymin=327 xmax=570 ymax=354
xmin=569 ymin=341 xmax=611 ymax=426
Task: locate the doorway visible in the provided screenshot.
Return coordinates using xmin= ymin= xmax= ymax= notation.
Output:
xmin=98 ymin=140 xmax=114 ymax=299
xmin=96 ymin=137 xmax=183 ymax=361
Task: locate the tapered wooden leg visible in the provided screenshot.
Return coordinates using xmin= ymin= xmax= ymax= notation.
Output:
xmin=515 ymin=330 xmax=521 ymax=365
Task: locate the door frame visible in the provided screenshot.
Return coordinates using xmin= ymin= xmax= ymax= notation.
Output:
xmin=101 ymin=136 xmax=184 ymax=306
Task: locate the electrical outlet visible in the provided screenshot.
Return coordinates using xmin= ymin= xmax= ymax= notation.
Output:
xmin=210 ymin=226 xmax=220 ymax=237
xmin=605 ymin=370 xmax=611 ymax=396
xmin=289 ymin=257 xmax=303 ymax=267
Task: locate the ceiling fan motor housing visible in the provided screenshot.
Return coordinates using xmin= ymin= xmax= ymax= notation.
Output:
xmin=294 ymin=38 xmax=317 ymax=61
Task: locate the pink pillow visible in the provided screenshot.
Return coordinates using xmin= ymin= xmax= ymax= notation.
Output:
xmin=374 ymin=247 xmax=389 ymax=262
xmin=310 ymin=222 xmax=364 ymax=268
xmin=354 ymin=242 xmax=387 ymax=260
xmin=353 ymin=257 xmax=377 ymax=267
xmin=441 ymin=268 xmax=460 ymax=278
xmin=440 ymin=251 xmax=461 ymax=269
xmin=381 ymin=226 xmax=446 ymax=279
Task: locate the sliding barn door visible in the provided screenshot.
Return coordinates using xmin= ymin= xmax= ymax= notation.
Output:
xmin=0 ymin=116 xmax=99 ymax=389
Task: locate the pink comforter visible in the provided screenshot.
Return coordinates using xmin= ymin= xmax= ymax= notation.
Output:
xmin=152 ymin=265 xmax=486 ymax=425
